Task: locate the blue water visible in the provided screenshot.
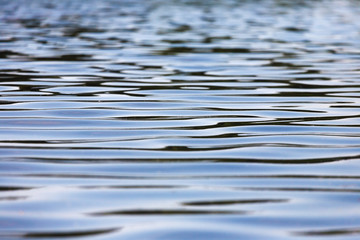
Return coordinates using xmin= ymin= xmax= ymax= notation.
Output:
xmin=1 ymin=0 xmax=360 ymax=239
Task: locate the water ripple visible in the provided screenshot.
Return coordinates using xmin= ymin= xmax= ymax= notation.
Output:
xmin=1 ymin=0 xmax=360 ymax=239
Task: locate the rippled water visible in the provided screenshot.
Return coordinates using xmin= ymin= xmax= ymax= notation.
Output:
xmin=1 ymin=0 xmax=360 ymax=239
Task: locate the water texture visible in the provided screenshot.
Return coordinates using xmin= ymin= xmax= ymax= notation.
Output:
xmin=1 ymin=0 xmax=360 ymax=239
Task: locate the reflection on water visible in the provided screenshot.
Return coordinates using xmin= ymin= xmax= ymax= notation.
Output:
xmin=1 ymin=0 xmax=360 ymax=239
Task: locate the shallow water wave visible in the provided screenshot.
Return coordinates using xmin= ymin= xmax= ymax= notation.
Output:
xmin=1 ymin=0 xmax=360 ymax=239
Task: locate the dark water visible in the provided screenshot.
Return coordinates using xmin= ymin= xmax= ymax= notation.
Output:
xmin=1 ymin=0 xmax=360 ymax=239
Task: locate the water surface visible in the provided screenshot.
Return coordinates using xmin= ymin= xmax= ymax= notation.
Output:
xmin=1 ymin=0 xmax=360 ymax=239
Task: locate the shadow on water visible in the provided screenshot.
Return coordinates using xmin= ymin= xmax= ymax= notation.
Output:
xmin=1 ymin=0 xmax=360 ymax=239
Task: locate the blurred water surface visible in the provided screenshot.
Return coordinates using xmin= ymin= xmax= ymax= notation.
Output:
xmin=1 ymin=0 xmax=360 ymax=239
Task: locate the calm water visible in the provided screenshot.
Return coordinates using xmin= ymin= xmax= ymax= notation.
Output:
xmin=1 ymin=0 xmax=360 ymax=239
